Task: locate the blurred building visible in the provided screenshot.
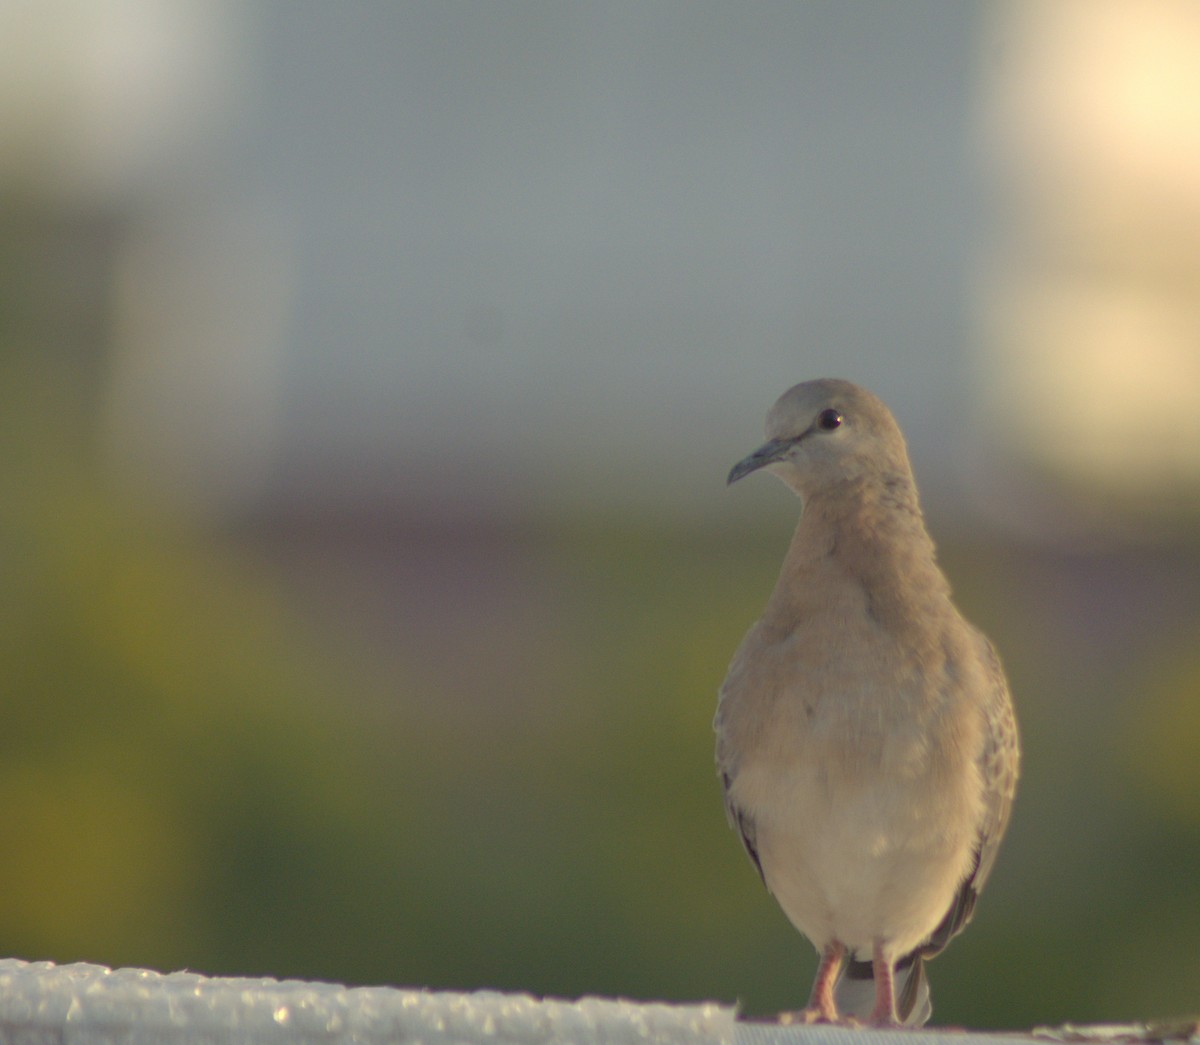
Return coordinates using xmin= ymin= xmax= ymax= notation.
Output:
xmin=3 ymin=2 xmax=1199 ymax=537
xmin=975 ymin=0 xmax=1200 ymax=536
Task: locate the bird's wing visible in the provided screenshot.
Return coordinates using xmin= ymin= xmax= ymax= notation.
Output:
xmin=714 ymin=648 xmax=767 ymax=885
xmin=920 ymin=633 xmax=1020 ymax=959
xmin=721 ymin=769 xmax=765 ymax=884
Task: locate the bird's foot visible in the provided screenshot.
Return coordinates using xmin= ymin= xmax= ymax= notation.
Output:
xmin=779 ymin=1007 xmax=839 ymax=1026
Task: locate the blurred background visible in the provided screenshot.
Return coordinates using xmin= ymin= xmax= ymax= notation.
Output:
xmin=1 ymin=0 xmax=1198 ymax=1030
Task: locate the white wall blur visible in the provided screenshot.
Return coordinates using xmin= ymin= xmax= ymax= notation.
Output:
xmin=3 ymin=1 xmax=1198 ymax=530
xmin=977 ymin=0 xmax=1200 ymax=531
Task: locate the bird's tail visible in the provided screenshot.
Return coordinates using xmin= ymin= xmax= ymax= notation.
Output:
xmin=834 ymin=952 xmax=931 ymax=1027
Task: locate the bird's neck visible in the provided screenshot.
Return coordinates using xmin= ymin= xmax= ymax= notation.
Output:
xmin=766 ymin=473 xmax=949 ymax=630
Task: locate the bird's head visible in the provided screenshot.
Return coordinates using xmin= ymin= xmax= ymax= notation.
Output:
xmin=727 ymin=378 xmax=913 ymax=499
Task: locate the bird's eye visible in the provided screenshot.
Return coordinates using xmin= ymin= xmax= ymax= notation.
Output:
xmin=817 ymin=408 xmax=843 ymax=431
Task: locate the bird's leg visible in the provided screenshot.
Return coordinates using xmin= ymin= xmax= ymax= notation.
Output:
xmin=868 ymin=939 xmax=898 ymax=1025
xmin=799 ymin=940 xmax=845 ymax=1023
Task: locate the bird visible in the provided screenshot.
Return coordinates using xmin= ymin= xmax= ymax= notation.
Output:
xmin=714 ymin=379 xmax=1019 ymax=1026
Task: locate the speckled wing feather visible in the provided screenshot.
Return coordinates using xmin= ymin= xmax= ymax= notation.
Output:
xmin=920 ymin=632 xmax=1020 ymax=960
xmin=722 ymin=769 xmax=765 ymax=883
xmin=714 ymin=654 xmax=766 ymax=885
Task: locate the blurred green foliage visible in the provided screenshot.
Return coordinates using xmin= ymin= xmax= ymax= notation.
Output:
xmin=1 ymin=356 xmax=1198 ymax=1030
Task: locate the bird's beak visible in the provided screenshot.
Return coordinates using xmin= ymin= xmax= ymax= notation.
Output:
xmin=727 ymin=437 xmax=795 ymax=485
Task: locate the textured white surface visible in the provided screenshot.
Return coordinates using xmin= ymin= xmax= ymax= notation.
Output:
xmin=5 ymin=959 xmax=1175 ymax=1045
xmin=0 ymin=960 xmax=734 ymax=1045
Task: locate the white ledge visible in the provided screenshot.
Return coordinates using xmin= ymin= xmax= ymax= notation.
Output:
xmin=1 ymin=959 xmax=1194 ymax=1045
xmin=0 ymin=960 xmax=729 ymax=1045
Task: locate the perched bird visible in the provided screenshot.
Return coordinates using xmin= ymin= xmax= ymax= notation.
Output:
xmin=714 ymin=379 xmax=1019 ymax=1026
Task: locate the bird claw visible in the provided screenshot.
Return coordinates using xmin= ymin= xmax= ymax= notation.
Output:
xmin=779 ymin=1008 xmax=840 ymax=1026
